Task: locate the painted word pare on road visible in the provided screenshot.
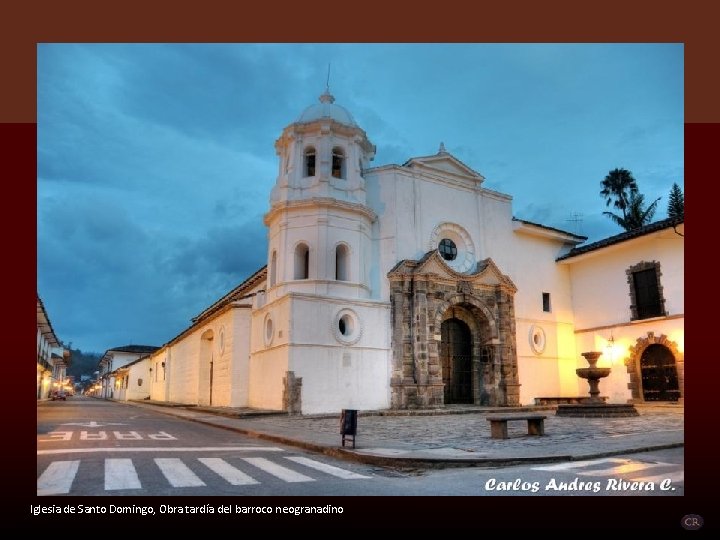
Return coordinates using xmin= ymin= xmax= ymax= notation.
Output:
xmin=39 ymin=431 xmax=177 ymax=441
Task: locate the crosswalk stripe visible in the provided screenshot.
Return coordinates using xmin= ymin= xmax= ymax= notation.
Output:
xmin=242 ymin=457 xmax=315 ymax=483
xmin=37 ymin=460 xmax=80 ymax=495
xmin=105 ymin=458 xmax=141 ymax=490
xmin=286 ymin=456 xmax=372 ymax=479
xmin=629 ymin=471 xmax=684 ymax=484
xmin=37 ymin=455 xmax=373 ymax=493
xmin=155 ymin=458 xmax=206 ymax=487
xmin=38 ymin=446 xmax=284 ymax=455
xmin=198 ymin=458 xmax=259 ymax=486
xmin=578 ymin=462 xmax=667 ymax=477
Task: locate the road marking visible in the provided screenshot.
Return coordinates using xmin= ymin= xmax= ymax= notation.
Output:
xmin=38 ymin=446 xmax=284 ymax=455
xmin=37 ymin=460 xmax=80 ymax=495
xmin=105 ymin=458 xmax=141 ymax=490
xmin=577 ymin=462 xmax=668 ymax=477
xmin=242 ymin=457 xmax=315 ymax=483
xmin=60 ymin=421 xmax=127 ymax=428
xmin=286 ymin=456 xmax=372 ymax=479
xmin=40 ymin=432 xmax=73 ymax=442
xmin=532 ymin=458 xmax=629 ymax=471
xmin=198 ymin=458 xmax=259 ymax=486
xmin=630 ymin=471 xmax=684 ymax=484
xmin=80 ymin=431 xmax=108 ymax=440
xmin=155 ymin=458 xmax=206 ymax=487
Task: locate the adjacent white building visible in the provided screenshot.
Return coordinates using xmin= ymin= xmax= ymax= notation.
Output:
xmin=98 ymin=345 xmax=159 ymax=399
xmin=37 ymin=294 xmax=70 ymax=399
xmin=110 ymin=355 xmax=153 ymax=401
xmin=143 ymin=90 xmax=684 ymax=414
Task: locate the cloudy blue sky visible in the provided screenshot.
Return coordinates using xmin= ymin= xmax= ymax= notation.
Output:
xmin=37 ymin=43 xmax=683 ymax=355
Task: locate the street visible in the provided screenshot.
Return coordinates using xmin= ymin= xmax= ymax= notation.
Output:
xmin=38 ymin=397 xmax=683 ymax=496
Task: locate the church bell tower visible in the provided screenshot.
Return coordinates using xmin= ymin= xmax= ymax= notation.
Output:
xmin=264 ymin=88 xmax=377 ymax=300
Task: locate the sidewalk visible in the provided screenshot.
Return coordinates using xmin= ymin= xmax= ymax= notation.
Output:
xmin=125 ymin=400 xmax=684 ymax=468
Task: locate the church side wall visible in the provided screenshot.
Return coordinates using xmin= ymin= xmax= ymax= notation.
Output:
xmin=230 ymin=307 xmax=251 ymax=407
xmin=166 ymin=333 xmax=200 ymax=405
xmin=508 ymin=232 xmax=579 ymax=404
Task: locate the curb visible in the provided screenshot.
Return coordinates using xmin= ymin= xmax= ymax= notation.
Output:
xmin=123 ymin=400 xmax=684 ymax=470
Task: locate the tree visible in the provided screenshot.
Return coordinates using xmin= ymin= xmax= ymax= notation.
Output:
xmin=600 ymin=168 xmax=639 ymax=220
xmin=603 ymin=192 xmax=661 ymax=231
xmin=667 ymin=183 xmax=684 ymax=219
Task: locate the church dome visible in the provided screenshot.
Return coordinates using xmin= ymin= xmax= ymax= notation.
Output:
xmin=297 ymin=89 xmax=357 ymax=127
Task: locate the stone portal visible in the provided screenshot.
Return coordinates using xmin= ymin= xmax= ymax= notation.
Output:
xmin=388 ymin=251 xmax=520 ymax=408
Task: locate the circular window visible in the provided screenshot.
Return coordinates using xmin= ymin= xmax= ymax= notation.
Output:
xmin=333 ymin=308 xmax=362 ymax=345
xmin=429 ymin=223 xmax=476 ymax=273
xmin=529 ymin=325 xmax=546 ymax=355
xmin=438 ymin=238 xmax=457 ymax=261
xmin=264 ymin=315 xmax=274 ymax=346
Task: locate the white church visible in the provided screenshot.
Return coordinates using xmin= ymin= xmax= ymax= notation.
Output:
xmin=137 ymin=89 xmax=684 ymax=414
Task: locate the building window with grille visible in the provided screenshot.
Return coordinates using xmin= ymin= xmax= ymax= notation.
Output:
xmin=438 ymin=238 xmax=457 ymax=261
xmin=627 ymin=261 xmax=666 ymax=320
xmin=304 ymin=147 xmax=316 ymax=177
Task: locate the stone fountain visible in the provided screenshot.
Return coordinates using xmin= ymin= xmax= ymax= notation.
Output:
xmin=556 ymin=351 xmax=638 ymax=417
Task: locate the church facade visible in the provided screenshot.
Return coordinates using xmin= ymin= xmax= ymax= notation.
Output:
xmin=145 ymin=90 xmax=685 ymax=414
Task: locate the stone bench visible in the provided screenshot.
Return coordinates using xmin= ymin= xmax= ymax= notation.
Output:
xmin=486 ymin=414 xmax=547 ymax=439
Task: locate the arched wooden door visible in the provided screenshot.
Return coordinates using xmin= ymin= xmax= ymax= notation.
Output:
xmin=440 ymin=318 xmax=473 ymax=404
xmin=641 ymin=344 xmax=680 ymax=401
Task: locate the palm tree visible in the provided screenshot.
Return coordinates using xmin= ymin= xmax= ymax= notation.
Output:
xmin=603 ymin=192 xmax=661 ymax=231
xmin=600 ymin=168 xmax=639 ymax=220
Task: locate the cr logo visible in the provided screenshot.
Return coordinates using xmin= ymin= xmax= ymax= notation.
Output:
xmin=681 ymin=515 xmax=703 ymax=530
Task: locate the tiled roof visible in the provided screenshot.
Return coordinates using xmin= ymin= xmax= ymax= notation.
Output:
xmin=108 ymin=345 xmax=161 ymax=354
xmin=512 ymin=217 xmax=587 ymax=241
xmin=192 ymin=265 xmax=267 ymax=323
xmin=37 ymin=294 xmax=61 ymax=347
xmin=556 ymin=216 xmax=684 ymax=261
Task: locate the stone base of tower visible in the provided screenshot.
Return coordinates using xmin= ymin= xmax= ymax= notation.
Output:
xmin=390 ymin=380 xmax=445 ymax=409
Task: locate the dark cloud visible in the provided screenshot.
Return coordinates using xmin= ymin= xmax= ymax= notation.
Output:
xmin=37 ymin=44 xmax=683 ymax=355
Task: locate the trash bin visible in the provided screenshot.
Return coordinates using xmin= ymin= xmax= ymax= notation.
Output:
xmin=340 ymin=409 xmax=358 ymax=448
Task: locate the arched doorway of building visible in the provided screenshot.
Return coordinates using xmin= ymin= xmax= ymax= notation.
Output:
xmin=640 ymin=344 xmax=680 ymax=401
xmin=198 ymin=330 xmax=214 ymax=406
xmin=440 ymin=318 xmax=473 ymax=403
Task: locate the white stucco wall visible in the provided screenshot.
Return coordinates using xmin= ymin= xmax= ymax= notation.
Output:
xmin=149 ymin=349 xmax=169 ymax=402
xmin=288 ymin=296 xmax=391 ymax=414
xmin=249 ymin=294 xmax=291 ymax=411
xmin=162 ymin=308 xmax=249 ymax=407
xmin=126 ymin=359 xmax=151 ymax=401
xmin=509 ymin=229 xmax=580 ymax=404
xmin=367 ymin=167 xmax=514 ymax=301
xmin=565 ymin=225 xmax=684 ymax=330
xmin=230 ymin=307 xmax=252 ymax=407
